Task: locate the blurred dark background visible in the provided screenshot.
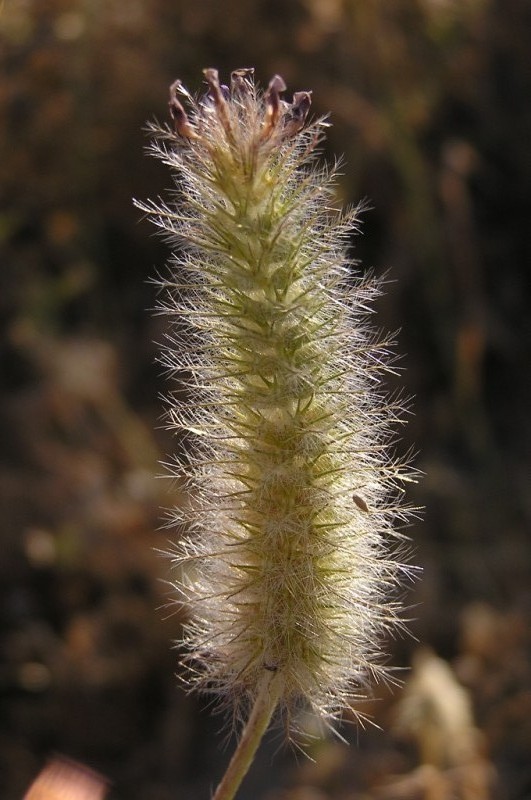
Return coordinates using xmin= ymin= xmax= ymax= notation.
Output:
xmin=1 ymin=1 xmax=530 ymax=799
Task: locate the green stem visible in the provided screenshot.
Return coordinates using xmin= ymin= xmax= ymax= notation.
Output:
xmin=212 ymin=673 xmax=281 ymax=800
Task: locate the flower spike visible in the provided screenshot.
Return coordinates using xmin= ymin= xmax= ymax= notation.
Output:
xmin=136 ymin=67 xmax=416 ymax=800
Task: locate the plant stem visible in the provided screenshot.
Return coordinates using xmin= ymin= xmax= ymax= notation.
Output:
xmin=212 ymin=673 xmax=281 ymax=800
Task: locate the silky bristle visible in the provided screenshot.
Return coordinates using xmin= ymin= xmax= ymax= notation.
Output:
xmin=136 ymin=68 xmax=415 ymax=729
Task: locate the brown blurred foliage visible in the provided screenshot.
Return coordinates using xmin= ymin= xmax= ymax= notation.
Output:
xmin=1 ymin=1 xmax=530 ymax=799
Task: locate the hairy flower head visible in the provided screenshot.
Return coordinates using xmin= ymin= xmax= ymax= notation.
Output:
xmin=137 ymin=68 xmax=414 ymax=729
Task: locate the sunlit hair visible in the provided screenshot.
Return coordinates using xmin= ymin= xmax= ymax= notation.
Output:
xmin=136 ymin=67 xmax=415 ymax=733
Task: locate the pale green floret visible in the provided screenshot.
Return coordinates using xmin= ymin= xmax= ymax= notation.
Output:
xmin=137 ymin=69 xmax=412 ymax=727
